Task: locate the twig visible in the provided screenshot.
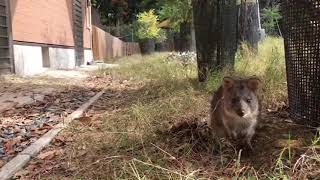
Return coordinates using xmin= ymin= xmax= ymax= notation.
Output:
xmin=151 ymin=143 xmax=177 ymax=160
xmin=104 ymin=131 xmax=139 ymax=135
xmin=133 ymin=158 xmax=188 ymax=178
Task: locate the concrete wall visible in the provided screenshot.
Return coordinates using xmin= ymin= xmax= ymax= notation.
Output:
xmin=13 ymin=45 xmax=45 ymax=76
xmin=13 ymin=45 xmax=97 ymax=76
xmin=49 ymin=48 xmax=76 ymax=70
xmin=84 ymin=49 xmax=94 ymax=64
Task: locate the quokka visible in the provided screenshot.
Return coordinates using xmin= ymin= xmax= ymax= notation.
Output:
xmin=209 ymin=76 xmax=261 ymax=149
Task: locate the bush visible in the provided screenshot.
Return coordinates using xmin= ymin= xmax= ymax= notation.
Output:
xmin=136 ymin=10 xmax=166 ymax=42
xmin=261 ymin=5 xmax=282 ymax=35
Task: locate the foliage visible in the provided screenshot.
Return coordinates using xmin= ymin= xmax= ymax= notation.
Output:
xmin=261 ymin=5 xmax=282 ymax=35
xmin=92 ymin=0 xmax=159 ymax=26
xmin=136 ymin=10 xmax=166 ymax=42
xmin=158 ymin=0 xmax=192 ymax=31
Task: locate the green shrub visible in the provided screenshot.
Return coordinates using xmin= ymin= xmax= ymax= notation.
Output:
xmin=136 ymin=10 xmax=166 ymax=42
xmin=261 ymin=5 xmax=282 ymax=35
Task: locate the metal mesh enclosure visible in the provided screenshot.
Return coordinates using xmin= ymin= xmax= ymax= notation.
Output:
xmin=282 ymin=0 xmax=320 ymax=126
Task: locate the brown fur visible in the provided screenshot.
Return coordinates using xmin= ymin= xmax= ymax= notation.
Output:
xmin=209 ymin=76 xmax=261 ymax=149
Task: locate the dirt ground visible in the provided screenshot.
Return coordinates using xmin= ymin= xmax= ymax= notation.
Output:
xmin=10 ymin=73 xmax=319 ymax=179
xmin=0 ymin=67 xmax=113 ymax=168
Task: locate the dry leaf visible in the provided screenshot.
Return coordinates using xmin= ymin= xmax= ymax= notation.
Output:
xmin=5 ymin=137 xmax=21 ymax=154
xmin=14 ymin=170 xmax=30 ymax=178
xmin=38 ymin=150 xmax=56 ymax=160
xmin=78 ymin=151 xmax=87 ymax=157
xmin=0 ymin=160 xmax=6 ymax=167
xmin=275 ymin=139 xmax=302 ymax=148
xmin=27 ymin=164 xmax=38 ymax=171
xmin=41 ymin=123 xmax=54 ymax=130
xmin=75 ymin=116 xmax=92 ymax=125
xmin=32 ymin=129 xmax=48 ymax=136
xmin=54 ymin=136 xmax=65 ymax=144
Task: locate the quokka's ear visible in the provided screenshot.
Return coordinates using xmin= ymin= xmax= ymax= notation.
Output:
xmin=247 ymin=76 xmax=261 ymax=92
xmin=223 ymin=76 xmax=235 ymax=90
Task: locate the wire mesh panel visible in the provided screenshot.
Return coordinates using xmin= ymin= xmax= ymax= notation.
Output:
xmin=282 ymin=0 xmax=320 ymax=127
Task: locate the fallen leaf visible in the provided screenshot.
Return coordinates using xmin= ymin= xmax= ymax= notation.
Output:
xmin=275 ymin=139 xmax=302 ymax=148
xmin=32 ymin=129 xmax=48 ymax=136
xmin=5 ymin=137 xmax=21 ymax=154
xmin=27 ymin=164 xmax=38 ymax=171
xmin=41 ymin=123 xmax=54 ymax=130
xmin=75 ymin=116 xmax=92 ymax=125
xmin=38 ymin=150 xmax=56 ymax=160
xmin=14 ymin=170 xmax=30 ymax=178
xmin=77 ymin=151 xmax=87 ymax=157
xmin=54 ymin=136 xmax=65 ymax=143
xmin=0 ymin=160 xmax=6 ymax=167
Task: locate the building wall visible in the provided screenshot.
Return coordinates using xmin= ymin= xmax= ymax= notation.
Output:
xmin=49 ymin=47 xmax=76 ymax=69
xmin=10 ymin=0 xmax=91 ymax=49
xmin=13 ymin=45 xmax=45 ymax=76
xmin=9 ymin=0 xmax=93 ymax=75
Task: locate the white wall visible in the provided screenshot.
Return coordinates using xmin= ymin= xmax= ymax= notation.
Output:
xmin=84 ymin=49 xmax=93 ymax=65
xmin=13 ymin=45 xmax=94 ymax=75
xmin=13 ymin=45 xmax=45 ymax=76
xmin=49 ymin=48 xmax=75 ymax=69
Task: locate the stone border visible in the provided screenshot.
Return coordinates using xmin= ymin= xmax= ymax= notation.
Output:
xmin=0 ymin=90 xmax=105 ymax=180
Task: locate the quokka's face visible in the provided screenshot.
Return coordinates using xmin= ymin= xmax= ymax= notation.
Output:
xmin=222 ymin=77 xmax=261 ymax=118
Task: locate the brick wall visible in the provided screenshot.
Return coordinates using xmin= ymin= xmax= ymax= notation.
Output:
xmin=10 ymin=0 xmax=91 ymax=49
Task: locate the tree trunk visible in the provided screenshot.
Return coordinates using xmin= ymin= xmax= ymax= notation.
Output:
xmin=115 ymin=18 xmax=121 ymax=37
xmin=192 ymin=0 xmax=219 ymax=82
xmin=139 ymin=39 xmax=155 ymax=55
xmin=219 ymin=0 xmax=238 ymax=66
xmin=238 ymin=0 xmax=260 ymax=50
xmin=174 ymin=22 xmax=192 ymax=52
xmin=193 ymin=0 xmax=238 ymax=82
xmin=191 ymin=12 xmax=197 ymax=52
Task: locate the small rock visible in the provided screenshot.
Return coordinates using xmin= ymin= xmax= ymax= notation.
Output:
xmin=3 ymin=128 xmax=14 ymax=136
xmin=20 ymin=128 xmax=27 ymax=135
xmin=0 ymin=147 xmax=6 ymax=156
xmin=34 ymin=94 xmax=45 ymax=102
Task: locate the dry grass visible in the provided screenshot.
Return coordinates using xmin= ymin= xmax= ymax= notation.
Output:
xmin=19 ymin=38 xmax=320 ymax=180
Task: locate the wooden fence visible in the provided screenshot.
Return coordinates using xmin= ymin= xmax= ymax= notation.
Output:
xmin=92 ymin=26 xmax=140 ymax=61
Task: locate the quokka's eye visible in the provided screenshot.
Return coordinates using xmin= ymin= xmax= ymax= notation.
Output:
xmin=246 ymin=98 xmax=252 ymax=103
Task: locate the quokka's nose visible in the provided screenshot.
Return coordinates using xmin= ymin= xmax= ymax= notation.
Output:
xmin=236 ymin=109 xmax=245 ymax=117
